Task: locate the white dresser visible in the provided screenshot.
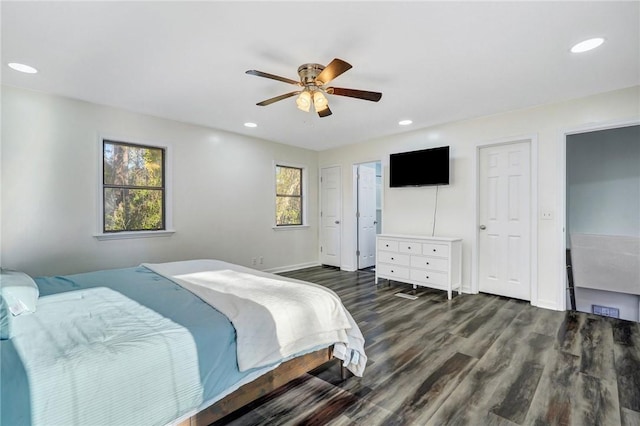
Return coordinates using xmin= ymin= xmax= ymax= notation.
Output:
xmin=375 ymin=234 xmax=462 ymax=299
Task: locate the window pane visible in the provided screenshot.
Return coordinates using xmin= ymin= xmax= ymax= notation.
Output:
xmin=104 ymin=142 xmax=163 ymax=187
xmin=104 ymin=188 xmax=164 ymax=232
xmin=276 ymin=196 xmax=302 ymax=226
xmin=104 ymin=187 xmax=125 ymax=231
xmin=276 ymin=166 xmax=301 ymax=196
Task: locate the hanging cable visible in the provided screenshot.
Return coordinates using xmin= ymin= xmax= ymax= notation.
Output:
xmin=432 ymin=185 xmax=439 ymax=237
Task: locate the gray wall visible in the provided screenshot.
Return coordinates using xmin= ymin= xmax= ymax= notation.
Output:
xmin=567 ymin=125 xmax=640 ymax=240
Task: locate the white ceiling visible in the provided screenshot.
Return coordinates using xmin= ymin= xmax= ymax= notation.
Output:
xmin=2 ymin=1 xmax=639 ymax=151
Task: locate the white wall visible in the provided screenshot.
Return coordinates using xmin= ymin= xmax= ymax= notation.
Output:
xmin=319 ymin=85 xmax=640 ymax=311
xmin=1 ymin=86 xmax=319 ymax=277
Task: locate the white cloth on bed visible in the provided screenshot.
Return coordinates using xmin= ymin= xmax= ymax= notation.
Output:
xmin=143 ymin=259 xmax=367 ymax=376
xmin=10 ymin=287 xmax=203 ymax=426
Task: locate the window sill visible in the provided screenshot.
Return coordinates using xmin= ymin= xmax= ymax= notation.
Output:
xmin=272 ymin=225 xmax=310 ymax=231
xmin=94 ymin=230 xmax=176 ymax=241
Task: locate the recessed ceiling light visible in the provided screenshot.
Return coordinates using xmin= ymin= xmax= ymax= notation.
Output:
xmin=8 ymin=62 xmax=38 ymax=74
xmin=244 ymin=122 xmax=257 ymax=128
xmin=398 ymin=119 xmax=413 ymax=126
xmin=570 ymin=37 xmax=605 ymax=53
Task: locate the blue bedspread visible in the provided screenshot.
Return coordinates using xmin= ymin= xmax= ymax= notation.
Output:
xmin=1 ymin=266 xmax=264 ymax=425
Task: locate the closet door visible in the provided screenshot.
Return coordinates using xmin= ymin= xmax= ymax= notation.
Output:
xmin=357 ymin=164 xmax=377 ymax=269
xmin=320 ymin=166 xmax=341 ymax=267
xmin=478 ymin=141 xmax=531 ymax=300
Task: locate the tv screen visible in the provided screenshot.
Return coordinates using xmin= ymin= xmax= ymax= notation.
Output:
xmin=390 ymin=146 xmax=450 ymax=187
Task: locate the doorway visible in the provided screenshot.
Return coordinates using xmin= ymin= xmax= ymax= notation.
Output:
xmin=564 ymin=124 xmax=640 ymax=321
xmin=477 ymin=139 xmax=533 ymax=301
xmin=354 ymin=162 xmax=382 ymax=270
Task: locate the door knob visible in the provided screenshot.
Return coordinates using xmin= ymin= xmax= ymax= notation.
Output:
xmin=335 ymin=220 xmax=340 ymax=224
xmin=479 ymin=225 xmax=486 ymax=230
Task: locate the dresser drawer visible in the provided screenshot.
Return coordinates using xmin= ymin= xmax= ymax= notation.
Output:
xmin=378 ymin=239 xmax=399 ymax=252
xmin=422 ymin=243 xmax=449 ymax=257
xmin=378 ymin=251 xmax=410 ymax=266
xmin=399 ymin=241 xmax=422 ymax=254
xmin=378 ymin=264 xmax=410 ymax=280
xmin=410 ymin=255 xmax=449 ymax=272
xmin=410 ymin=269 xmax=448 ymax=286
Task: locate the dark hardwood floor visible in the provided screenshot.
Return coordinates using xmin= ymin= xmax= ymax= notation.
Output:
xmin=213 ymin=266 xmax=640 ymax=426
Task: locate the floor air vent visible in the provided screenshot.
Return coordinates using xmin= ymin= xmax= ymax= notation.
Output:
xmin=592 ymin=305 xmax=620 ymax=319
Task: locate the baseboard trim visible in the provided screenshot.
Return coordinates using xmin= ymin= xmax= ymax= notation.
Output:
xmin=264 ymin=261 xmax=321 ymax=274
xmin=535 ymin=299 xmax=563 ymax=311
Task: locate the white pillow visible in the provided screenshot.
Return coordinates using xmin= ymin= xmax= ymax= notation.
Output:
xmin=0 ymin=269 xmax=39 ymax=315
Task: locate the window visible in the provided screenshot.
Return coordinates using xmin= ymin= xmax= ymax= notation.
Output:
xmin=275 ymin=165 xmax=304 ymax=226
xmin=102 ymin=140 xmax=165 ymax=232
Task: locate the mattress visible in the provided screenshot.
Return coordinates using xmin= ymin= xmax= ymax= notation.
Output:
xmin=1 ymin=262 xmax=366 ymax=425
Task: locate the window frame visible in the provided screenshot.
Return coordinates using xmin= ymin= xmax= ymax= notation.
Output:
xmin=95 ymin=136 xmax=174 ymax=240
xmin=274 ymin=162 xmax=308 ymax=229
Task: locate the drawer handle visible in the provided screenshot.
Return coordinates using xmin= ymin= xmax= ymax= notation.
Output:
xmin=426 ymin=275 xmax=429 ymax=279
xmin=386 ymin=244 xmax=389 ymax=247
xmin=426 ymin=262 xmax=430 ymax=265
xmin=408 ymin=246 xmax=411 ymax=250
xmin=391 ymin=257 xmax=394 ymax=260
xmin=433 ymin=249 xmax=436 ymax=252
xmin=391 ymin=270 xmax=394 ymax=273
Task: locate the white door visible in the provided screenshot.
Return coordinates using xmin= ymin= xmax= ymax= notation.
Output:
xmin=357 ymin=164 xmax=377 ymax=269
xmin=478 ymin=141 xmax=531 ymax=300
xmin=320 ymin=166 xmax=341 ymax=267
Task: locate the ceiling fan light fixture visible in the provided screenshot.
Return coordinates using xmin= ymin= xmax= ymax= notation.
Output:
xmin=296 ymin=91 xmax=311 ymax=112
xmin=313 ymin=91 xmax=329 ymax=112
xmin=247 ymin=58 xmax=382 ymax=117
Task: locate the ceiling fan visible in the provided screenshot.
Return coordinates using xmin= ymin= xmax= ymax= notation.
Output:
xmin=246 ymin=58 xmax=382 ymax=118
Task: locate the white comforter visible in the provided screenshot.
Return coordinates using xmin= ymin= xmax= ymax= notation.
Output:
xmin=143 ymin=260 xmax=367 ymax=376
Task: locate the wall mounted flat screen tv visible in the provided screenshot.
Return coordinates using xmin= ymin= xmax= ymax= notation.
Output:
xmin=390 ymin=146 xmax=450 ymax=187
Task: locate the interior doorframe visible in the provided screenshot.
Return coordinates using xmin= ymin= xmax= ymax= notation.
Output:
xmin=352 ymin=160 xmax=383 ymax=271
xmin=473 ymin=134 xmax=538 ymax=306
xmin=558 ymin=118 xmax=640 ymax=312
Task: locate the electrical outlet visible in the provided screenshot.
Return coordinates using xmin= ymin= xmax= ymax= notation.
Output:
xmin=251 ymin=257 xmax=257 ymax=266
xmin=540 ymin=210 xmax=553 ymax=220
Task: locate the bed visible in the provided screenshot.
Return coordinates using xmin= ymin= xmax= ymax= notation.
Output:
xmin=0 ymin=259 xmax=366 ymax=426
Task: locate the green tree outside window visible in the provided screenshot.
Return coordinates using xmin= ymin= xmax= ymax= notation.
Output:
xmin=276 ymin=165 xmax=303 ymax=226
xmin=103 ymin=141 xmax=165 ymax=232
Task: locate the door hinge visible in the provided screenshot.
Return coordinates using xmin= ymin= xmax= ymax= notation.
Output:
xmin=320 ymin=246 xmax=323 ymax=253
xmin=356 ymin=250 xmax=360 ymax=256
xmin=356 ymin=211 xmax=360 ymax=218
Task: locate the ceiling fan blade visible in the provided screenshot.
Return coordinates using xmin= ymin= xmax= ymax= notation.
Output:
xmin=315 ymin=58 xmax=352 ymax=85
xmin=317 ymin=106 xmax=332 ymax=118
xmin=246 ymin=70 xmax=301 ymax=86
xmin=327 ymin=87 xmax=382 ymax=102
xmin=256 ymin=91 xmax=301 ymax=106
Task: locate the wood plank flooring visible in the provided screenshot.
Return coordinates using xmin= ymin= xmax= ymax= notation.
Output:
xmin=212 ymin=266 xmax=640 ymax=426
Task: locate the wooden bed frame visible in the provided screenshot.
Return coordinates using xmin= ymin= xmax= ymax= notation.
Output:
xmin=178 ymin=346 xmax=336 ymax=425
